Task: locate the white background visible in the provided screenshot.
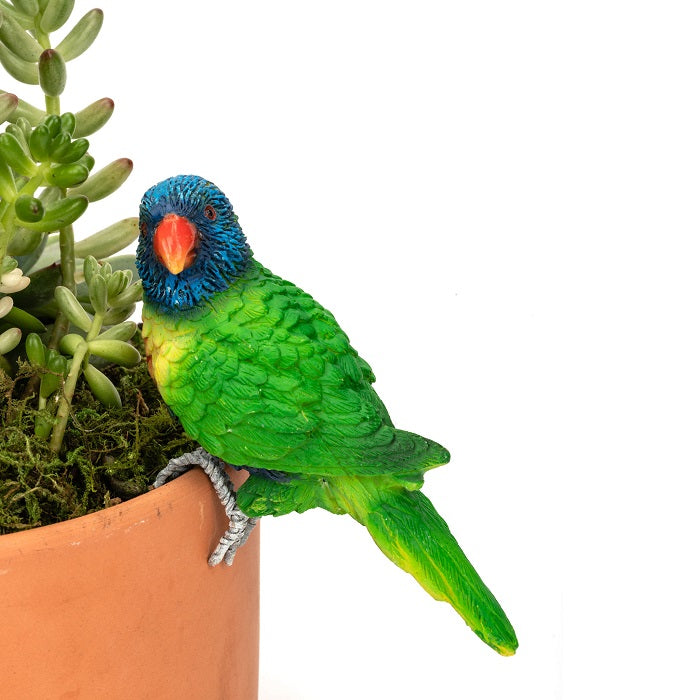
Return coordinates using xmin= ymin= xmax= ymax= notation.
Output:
xmin=6 ymin=1 xmax=700 ymax=697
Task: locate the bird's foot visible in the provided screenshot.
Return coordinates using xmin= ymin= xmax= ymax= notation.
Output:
xmin=154 ymin=447 xmax=258 ymax=567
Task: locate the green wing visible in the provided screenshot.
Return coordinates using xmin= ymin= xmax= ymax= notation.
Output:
xmin=154 ymin=260 xmax=449 ymax=476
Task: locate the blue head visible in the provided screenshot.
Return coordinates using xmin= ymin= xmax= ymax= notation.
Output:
xmin=136 ymin=175 xmax=251 ymax=310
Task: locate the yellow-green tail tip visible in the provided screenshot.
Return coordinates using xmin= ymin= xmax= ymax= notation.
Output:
xmin=496 ymin=641 xmax=518 ymax=657
xmin=473 ymin=615 xmax=518 ymax=656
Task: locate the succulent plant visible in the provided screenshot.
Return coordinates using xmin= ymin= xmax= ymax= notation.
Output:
xmin=0 ymin=0 xmax=141 ymax=451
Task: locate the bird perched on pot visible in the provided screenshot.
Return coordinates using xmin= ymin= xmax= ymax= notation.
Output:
xmin=136 ymin=174 xmax=518 ymax=656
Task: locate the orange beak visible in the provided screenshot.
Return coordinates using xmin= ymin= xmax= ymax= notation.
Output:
xmin=153 ymin=213 xmax=198 ymax=275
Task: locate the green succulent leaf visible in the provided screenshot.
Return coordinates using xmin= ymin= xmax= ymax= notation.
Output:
xmin=2 ymin=2 xmax=32 ymax=23
xmin=39 ymin=372 xmax=60 ymax=399
xmin=74 ymin=218 xmax=138 ymax=260
xmin=4 ymin=121 xmax=30 ymax=150
xmin=88 ymin=272 xmax=107 ymax=314
xmin=11 ymin=0 xmax=41 ymax=16
xmin=0 ymin=42 xmax=38 ymax=84
xmin=0 ymin=91 xmax=18 ymax=122
xmin=51 ymin=136 xmax=88 ymax=163
xmin=2 ymin=91 xmax=44 ymax=125
xmin=14 ymin=115 xmax=32 ymax=138
xmin=39 ymin=184 xmax=61 ymax=204
xmin=21 ymin=194 xmax=88 ymax=230
xmin=0 ymin=10 xmax=43 ymax=62
xmin=55 ymin=8 xmax=103 ymax=62
xmin=0 ymin=326 xmax=22 ymax=354
xmin=44 ymin=113 xmax=60 ymax=137
xmin=95 ymin=320 xmax=137 ymax=342
xmin=69 ymin=157 xmax=132 ymax=201
xmin=7 ymin=225 xmax=42 ymax=255
xmin=58 ymin=331 xmax=84 ymax=355
xmin=72 ymin=97 xmax=113 ymax=137
xmin=106 ymin=269 xmax=126 ymax=298
xmin=25 ymin=331 xmax=46 ymax=367
xmin=76 ymin=152 xmax=94 ymax=172
xmin=1 ymin=255 xmax=18 ymax=274
xmin=46 ymin=162 xmax=89 ymax=187
xmin=2 ymin=304 xmax=46 ymax=332
xmin=0 ymin=294 xmax=12 ymax=315
xmin=33 ymin=415 xmax=53 ymax=439
xmin=59 ymin=111 xmax=75 ymax=135
xmin=82 ymin=254 xmax=99 ymax=285
xmin=39 ymin=351 xmax=67 ymax=398
xmin=54 ymin=284 xmax=92 ymax=331
xmin=0 ymin=155 xmax=17 ymax=199
xmin=28 ymin=123 xmax=50 ymax=160
xmin=110 ymin=279 xmax=142 ymax=308
xmin=47 ymin=128 xmax=69 ymax=155
xmin=101 ymin=303 xmax=135 ymax=326
xmin=87 ymin=338 xmax=140 ymax=367
xmin=4 ymin=118 xmax=22 ymax=137
xmin=0 ymin=130 xmax=36 ymax=174
xmin=39 ymin=0 xmax=75 ymax=33
xmin=14 ymin=194 xmax=44 ymax=222
xmin=83 ymin=362 xmax=121 ymax=407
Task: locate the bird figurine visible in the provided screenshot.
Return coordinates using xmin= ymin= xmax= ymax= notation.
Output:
xmin=136 ymin=174 xmax=518 ymax=656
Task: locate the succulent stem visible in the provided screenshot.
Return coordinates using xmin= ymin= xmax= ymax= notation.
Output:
xmin=45 ymin=94 xmax=59 ymax=115
xmin=58 ymin=221 xmax=74 ymax=293
xmin=48 ymin=340 xmax=86 ymax=452
xmin=0 ymin=201 xmax=15 ymax=258
xmin=47 ymin=217 xmax=76 ymax=357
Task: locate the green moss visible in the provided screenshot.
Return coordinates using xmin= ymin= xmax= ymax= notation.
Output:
xmin=0 ymin=331 xmax=198 ymax=534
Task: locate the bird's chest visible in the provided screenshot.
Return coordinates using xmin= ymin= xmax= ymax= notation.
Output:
xmin=141 ymin=304 xmax=202 ymax=392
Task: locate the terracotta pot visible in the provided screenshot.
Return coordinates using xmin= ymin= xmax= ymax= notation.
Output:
xmin=0 ymin=467 xmax=259 ymax=699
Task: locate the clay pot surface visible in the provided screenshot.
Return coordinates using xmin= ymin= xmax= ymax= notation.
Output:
xmin=0 ymin=467 xmax=259 ymax=699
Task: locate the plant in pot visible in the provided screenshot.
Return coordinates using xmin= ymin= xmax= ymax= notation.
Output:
xmin=0 ymin=3 xmax=260 ymax=698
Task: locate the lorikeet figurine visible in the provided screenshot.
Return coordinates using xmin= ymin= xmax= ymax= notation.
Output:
xmin=136 ymin=174 xmax=518 ymax=656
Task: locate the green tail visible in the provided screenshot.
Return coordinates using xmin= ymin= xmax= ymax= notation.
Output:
xmin=238 ymin=472 xmax=518 ymax=655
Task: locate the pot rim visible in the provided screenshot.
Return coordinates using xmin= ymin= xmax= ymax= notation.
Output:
xmin=0 ymin=467 xmax=209 ymax=553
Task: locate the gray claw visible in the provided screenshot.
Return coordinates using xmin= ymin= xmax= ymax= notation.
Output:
xmin=154 ymin=447 xmax=258 ymax=566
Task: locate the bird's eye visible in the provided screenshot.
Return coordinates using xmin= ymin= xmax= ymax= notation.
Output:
xmin=140 ymin=221 xmax=148 ymax=236
xmin=204 ymin=205 xmax=217 ymax=221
